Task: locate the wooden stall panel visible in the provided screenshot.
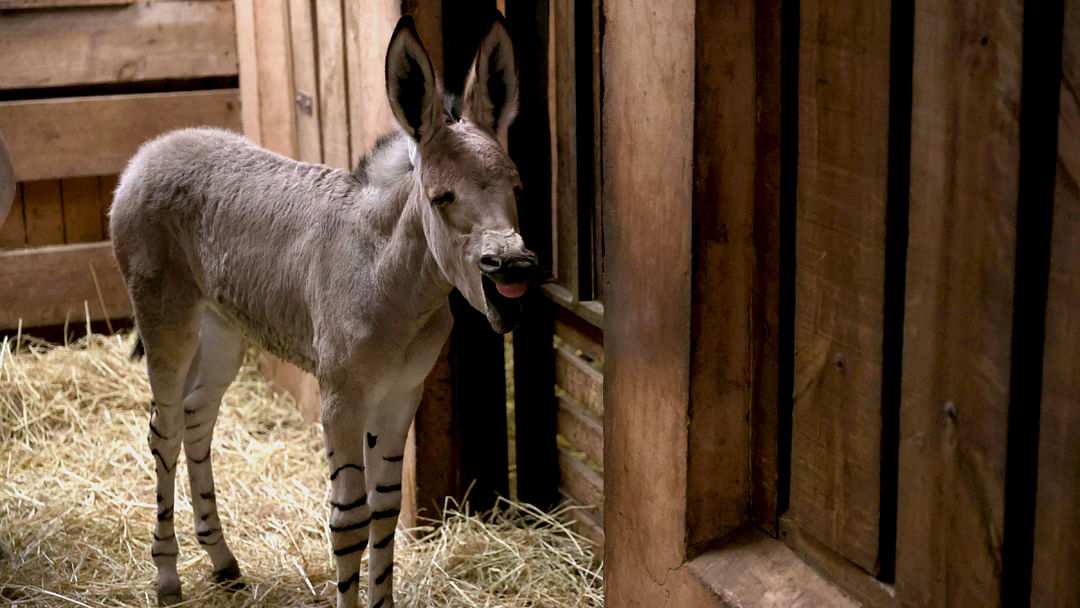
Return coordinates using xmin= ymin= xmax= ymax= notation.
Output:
xmin=0 ymin=1 xmax=237 ymax=91
xmin=317 ymin=0 xmax=350 ymax=169
xmin=0 ymin=90 xmax=242 ymax=182
xmin=1030 ymin=1 xmax=1080 ymax=604
xmin=788 ymin=0 xmax=891 ymax=575
xmin=895 ymin=1 xmax=1022 ymax=606
xmin=555 ymin=344 xmax=602 ymax=417
xmin=0 ymin=242 xmax=132 ymax=329
xmin=0 ymin=184 xmax=26 ymax=248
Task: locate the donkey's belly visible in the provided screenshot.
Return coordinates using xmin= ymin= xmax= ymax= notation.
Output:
xmin=203 ymin=287 xmax=318 ymax=375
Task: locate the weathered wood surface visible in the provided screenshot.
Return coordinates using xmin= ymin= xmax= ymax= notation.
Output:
xmin=0 ymin=184 xmax=25 ymax=248
xmin=895 ymin=1 xmax=1023 ymax=605
xmin=789 ymin=0 xmax=891 ymax=575
xmin=555 ymin=344 xmax=602 ymax=416
xmin=558 ymin=447 xmax=602 ymax=522
xmin=344 ymin=0 xmax=398 ymax=157
xmin=551 ymin=0 xmax=580 ymax=296
xmin=1030 ymin=1 xmax=1080 ymax=603
xmin=554 ymin=308 xmax=603 ymax=364
xmin=1 ymin=176 xmax=116 ymax=249
xmin=0 ymin=1 xmax=237 ymax=90
xmin=556 ymin=395 xmax=602 ymax=467
xmin=0 ymin=90 xmax=242 ymax=182
xmin=0 ymin=241 xmax=132 ymax=329
xmin=0 ymin=0 xmax=131 ymax=9
xmin=287 ymin=0 xmax=321 ymax=164
xmin=317 ymin=0 xmax=350 ymax=169
xmin=234 ymin=0 xmax=294 ymax=157
xmin=20 ymin=180 xmax=64 ymax=246
xmin=60 ymin=177 xmax=105 ymax=243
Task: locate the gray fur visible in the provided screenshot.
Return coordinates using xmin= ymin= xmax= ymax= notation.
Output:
xmin=110 ymin=16 xmax=529 ymax=608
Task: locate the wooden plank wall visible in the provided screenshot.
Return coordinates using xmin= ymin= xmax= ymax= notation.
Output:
xmin=0 ymin=0 xmax=240 ymax=330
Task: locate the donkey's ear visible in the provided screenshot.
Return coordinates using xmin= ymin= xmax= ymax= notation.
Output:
xmin=463 ymin=15 xmax=518 ymax=138
xmin=385 ymin=16 xmax=441 ymax=142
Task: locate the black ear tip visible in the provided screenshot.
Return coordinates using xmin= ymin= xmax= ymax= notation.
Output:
xmin=393 ymin=14 xmax=418 ymax=39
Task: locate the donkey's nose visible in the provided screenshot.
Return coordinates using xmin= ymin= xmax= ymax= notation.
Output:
xmin=479 ymin=251 xmax=538 ymax=283
xmin=479 ymin=255 xmax=503 ymax=274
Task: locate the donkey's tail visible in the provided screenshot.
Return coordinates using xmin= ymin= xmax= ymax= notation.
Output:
xmin=130 ymin=334 xmax=145 ymax=361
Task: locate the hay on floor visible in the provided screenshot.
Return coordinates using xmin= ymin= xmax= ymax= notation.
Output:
xmin=0 ymin=333 xmax=602 ymax=607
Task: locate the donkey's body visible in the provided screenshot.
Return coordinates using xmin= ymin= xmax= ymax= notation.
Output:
xmin=111 ymin=16 xmax=529 ymax=608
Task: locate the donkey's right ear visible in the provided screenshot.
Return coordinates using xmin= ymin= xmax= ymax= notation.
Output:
xmin=385 ymin=16 xmax=440 ymax=143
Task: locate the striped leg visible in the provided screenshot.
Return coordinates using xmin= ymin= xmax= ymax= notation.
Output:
xmin=323 ymin=394 xmax=371 ymax=608
xmin=136 ymin=302 xmax=202 ymax=606
xmin=362 ymin=388 xmax=422 ymax=608
xmin=181 ymin=310 xmax=246 ymax=588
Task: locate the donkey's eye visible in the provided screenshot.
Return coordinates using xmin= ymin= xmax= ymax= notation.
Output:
xmin=431 ymin=191 xmax=455 ymax=206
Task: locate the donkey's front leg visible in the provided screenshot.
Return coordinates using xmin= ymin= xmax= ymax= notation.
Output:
xmin=361 ymin=387 xmax=421 ymax=608
xmin=323 ymin=393 xmax=372 ymax=608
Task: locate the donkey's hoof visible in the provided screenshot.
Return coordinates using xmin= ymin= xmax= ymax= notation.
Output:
xmin=211 ymin=560 xmax=245 ymax=592
xmin=156 ymin=582 xmax=183 ymax=606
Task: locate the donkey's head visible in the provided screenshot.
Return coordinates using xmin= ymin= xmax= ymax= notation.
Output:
xmin=386 ymin=15 xmax=536 ymax=334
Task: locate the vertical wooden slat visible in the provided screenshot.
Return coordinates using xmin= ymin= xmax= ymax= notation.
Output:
xmin=235 ymin=0 xmax=296 ymax=156
xmin=551 ymin=0 xmax=579 ymax=296
xmin=289 ymin=0 xmax=322 ymax=164
xmin=588 ymin=0 xmax=603 ymax=301
xmin=317 ymin=0 xmax=350 ymax=169
xmin=22 ymin=180 xmax=65 ymax=246
xmin=1029 ymin=1 xmax=1078 ymax=605
xmin=895 ymin=1 xmax=1023 ymax=605
xmin=344 ymin=0 xmax=397 ymax=157
xmin=788 ymin=0 xmax=891 ymax=575
xmin=234 ymin=0 xmax=262 ymax=144
xmin=0 ymin=183 xmax=25 ymax=248
xmin=61 ymin=177 xmax=103 ymax=243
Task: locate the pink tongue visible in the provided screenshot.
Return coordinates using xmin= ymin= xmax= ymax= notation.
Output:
xmin=495 ymin=282 xmax=527 ymax=298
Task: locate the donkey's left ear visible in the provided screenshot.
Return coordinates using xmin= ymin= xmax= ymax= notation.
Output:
xmin=463 ymin=15 xmax=518 ymax=138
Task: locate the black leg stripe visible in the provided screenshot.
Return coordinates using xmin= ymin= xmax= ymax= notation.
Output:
xmin=333 ymin=540 xmax=368 ymax=556
xmin=149 ymin=421 xmax=168 ymax=440
xmin=367 ymin=432 xmax=377 ymax=448
xmin=189 ymin=450 xmax=211 ymax=465
xmin=151 ymin=449 xmax=175 ymax=473
xmin=198 ymin=537 xmax=222 ymax=546
xmin=372 ymin=599 xmax=385 ymax=608
xmin=337 ymin=572 xmax=359 ymax=593
xmin=329 ymin=517 xmax=371 ymax=533
xmin=329 ymin=463 xmax=365 ymax=481
xmin=157 ymin=507 xmax=173 ymax=521
xmin=371 ymin=509 xmax=400 ymax=521
xmin=185 ymin=421 xmax=204 ymax=431
xmin=197 ymin=527 xmax=221 ymax=537
xmin=153 ymin=532 xmax=175 ymax=542
xmin=383 ymin=455 xmax=404 ymax=463
xmin=151 ymin=550 xmax=177 ymax=557
xmin=373 ymin=533 xmax=394 ymax=549
xmin=375 ymin=483 xmax=401 ymax=493
xmin=375 ymin=563 xmax=393 ymax=585
xmin=330 ymin=495 xmax=366 ymax=510
xmin=200 ymin=491 xmax=216 ymax=501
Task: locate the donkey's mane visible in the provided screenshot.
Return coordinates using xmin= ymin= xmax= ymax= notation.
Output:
xmin=350 ymin=94 xmax=463 ymax=183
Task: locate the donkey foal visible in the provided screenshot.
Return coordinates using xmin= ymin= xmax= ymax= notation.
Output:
xmin=110 ymin=16 xmax=532 ymax=608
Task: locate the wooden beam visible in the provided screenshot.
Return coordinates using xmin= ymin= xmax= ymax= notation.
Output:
xmin=788 ymin=0 xmax=892 ymax=575
xmin=0 ymin=1 xmax=237 ymax=91
xmin=558 ymin=447 xmax=602 ymax=522
xmin=316 ymin=0 xmax=350 ymax=169
xmin=895 ymin=1 xmax=1023 ymax=605
xmin=556 ymin=395 xmax=602 ymax=466
xmin=0 ymin=241 xmax=132 ymax=329
xmin=555 ymin=345 xmax=602 ymax=416
xmin=0 ymin=90 xmax=242 ymax=182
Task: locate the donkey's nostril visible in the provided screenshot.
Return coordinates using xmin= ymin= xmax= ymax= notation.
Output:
xmin=479 ymin=255 xmax=502 ymax=273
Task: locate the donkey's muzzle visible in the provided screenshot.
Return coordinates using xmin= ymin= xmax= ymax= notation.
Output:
xmin=478 ymin=250 xmax=539 ymax=286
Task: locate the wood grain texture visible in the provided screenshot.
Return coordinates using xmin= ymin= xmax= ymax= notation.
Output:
xmin=0 ymin=0 xmax=131 ymax=9
xmin=551 ymin=0 xmax=579 ymax=295
xmin=60 ymin=177 xmax=103 ymax=243
xmin=556 ymin=395 xmax=602 ymax=467
xmin=687 ymin=0 xmax=756 ymax=551
xmin=555 ymin=344 xmax=602 ymax=416
xmin=288 ymin=0 xmax=322 ymax=164
xmin=554 ymin=310 xmax=604 ymax=364
xmin=601 ymin=1 xmax=725 ymax=606
xmin=0 ymin=1 xmax=237 ymax=90
xmin=895 ymin=1 xmax=1023 ymax=605
xmin=1030 ymin=2 xmax=1080 ymax=603
xmin=0 ymin=241 xmax=132 ymax=329
xmin=0 ymin=183 xmax=25 ymax=248
xmin=317 ymin=0 xmax=350 ymax=169
xmin=344 ymin=0 xmax=397 ymax=158
xmin=789 ymin=0 xmax=891 ymax=575
xmin=1 ymin=90 xmax=242 ymax=182
xmin=21 ymin=180 xmax=64 ymax=245
xmin=558 ymin=447 xmax=602 ymax=521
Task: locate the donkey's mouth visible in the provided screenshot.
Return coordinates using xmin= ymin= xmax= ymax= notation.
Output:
xmin=482 ymin=276 xmax=525 ymax=333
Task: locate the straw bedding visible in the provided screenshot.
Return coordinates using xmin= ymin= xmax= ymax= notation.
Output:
xmin=0 ymin=333 xmax=602 ymax=607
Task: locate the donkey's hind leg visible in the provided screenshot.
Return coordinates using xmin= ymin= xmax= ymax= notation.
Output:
xmin=134 ymin=296 xmax=203 ymax=606
xmin=180 ymin=308 xmax=246 ymax=589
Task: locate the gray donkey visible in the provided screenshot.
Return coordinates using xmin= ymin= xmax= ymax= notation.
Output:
xmin=110 ymin=15 xmax=534 ymax=608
